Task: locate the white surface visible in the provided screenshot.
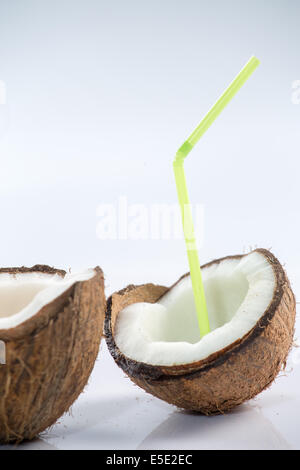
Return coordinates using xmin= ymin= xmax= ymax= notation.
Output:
xmin=0 ymin=0 xmax=299 ymax=450
xmin=115 ymin=251 xmax=275 ymax=365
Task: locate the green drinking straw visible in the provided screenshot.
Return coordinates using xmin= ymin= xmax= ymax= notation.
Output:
xmin=173 ymin=56 xmax=260 ymax=338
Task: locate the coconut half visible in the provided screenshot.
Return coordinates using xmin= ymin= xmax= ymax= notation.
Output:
xmin=105 ymin=249 xmax=296 ymax=414
xmin=0 ymin=265 xmax=105 ymax=443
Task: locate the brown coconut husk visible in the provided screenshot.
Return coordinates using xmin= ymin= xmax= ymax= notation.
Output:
xmin=0 ymin=265 xmax=105 ymax=443
xmin=105 ymin=249 xmax=296 ymax=414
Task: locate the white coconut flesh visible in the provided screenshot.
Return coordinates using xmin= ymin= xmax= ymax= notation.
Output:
xmin=0 ymin=269 xmax=95 ymax=330
xmin=115 ymin=251 xmax=276 ymax=366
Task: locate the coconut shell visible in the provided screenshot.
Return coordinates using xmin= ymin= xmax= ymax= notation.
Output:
xmin=0 ymin=265 xmax=105 ymax=443
xmin=105 ymin=249 xmax=296 ymax=414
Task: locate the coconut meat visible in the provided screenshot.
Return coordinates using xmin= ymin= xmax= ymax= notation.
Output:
xmin=114 ymin=251 xmax=276 ymax=366
xmin=0 ymin=269 xmax=95 ymax=329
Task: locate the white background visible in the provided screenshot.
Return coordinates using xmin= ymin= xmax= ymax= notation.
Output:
xmin=0 ymin=0 xmax=299 ymax=450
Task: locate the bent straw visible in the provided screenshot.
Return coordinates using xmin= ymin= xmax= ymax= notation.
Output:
xmin=174 ymin=56 xmax=260 ymax=338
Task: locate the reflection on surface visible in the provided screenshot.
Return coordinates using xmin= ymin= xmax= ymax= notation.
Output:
xmin=138 ymin=403 xmax=291 ymax=450
xmin=0 ymin=393 xmax=292 ymax=450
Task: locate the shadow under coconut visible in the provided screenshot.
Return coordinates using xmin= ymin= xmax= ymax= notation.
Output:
xmin=0 ymin=394 xmax=139 ymax=449
xmin=0 ymin=438 xmax=59 ymax=451
xmin=138 ymin=403 xmax=291 ymax=450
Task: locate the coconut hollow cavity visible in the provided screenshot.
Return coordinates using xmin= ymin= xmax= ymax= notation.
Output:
xmin=0 ymin=268 xmax=95 ymax=330
xmin=105 ymin=249 xmax=296 ymax=414
xmin=0 ymin=265 xmax=106 ymax=443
